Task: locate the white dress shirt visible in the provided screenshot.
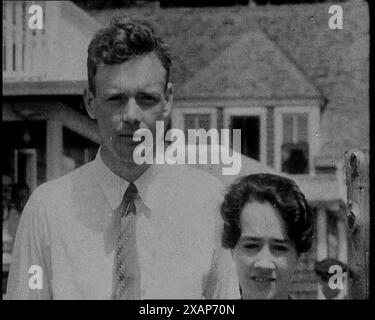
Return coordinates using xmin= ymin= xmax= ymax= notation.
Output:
xmin=6 ymin=151 xmax=240 ymax=300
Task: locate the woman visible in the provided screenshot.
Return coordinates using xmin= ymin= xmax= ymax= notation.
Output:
xmin=221 ymin=174 xmax=313 ymax=299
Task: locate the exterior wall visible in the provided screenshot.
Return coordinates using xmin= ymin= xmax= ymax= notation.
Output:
xmin=174 ymin=100 xmax=321 ymax=172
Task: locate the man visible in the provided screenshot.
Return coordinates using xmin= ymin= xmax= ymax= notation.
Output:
xmin=6 ymin=18 xmax=240 ymax=299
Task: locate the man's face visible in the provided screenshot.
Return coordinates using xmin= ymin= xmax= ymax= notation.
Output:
xmin=232 ymin=201 xmax=299 ymax=299
xmin=86 ymin=53 xmax=172 ymax=164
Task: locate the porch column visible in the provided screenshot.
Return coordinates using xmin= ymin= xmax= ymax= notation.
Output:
xmin=46 ymin=120 xmax=63 ymax=181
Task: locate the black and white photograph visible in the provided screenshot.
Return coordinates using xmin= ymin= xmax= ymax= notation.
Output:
xmin=2 ymin=0 xmax=369 ymax=305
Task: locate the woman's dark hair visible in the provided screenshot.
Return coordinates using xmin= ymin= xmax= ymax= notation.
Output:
xmin=87 ymin=17 xmax=171 ymax=95
xmin=221 ymin=174 xmax=313 ymax=255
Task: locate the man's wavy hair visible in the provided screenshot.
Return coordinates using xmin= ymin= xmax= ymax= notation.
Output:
xmin=87 ymin=17 xmax=171 ymax=95
xmin=221 ymin=174 xmax=314 ymax=255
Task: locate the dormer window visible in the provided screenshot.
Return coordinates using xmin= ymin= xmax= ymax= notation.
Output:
xmin=274 ymin=107 xmax=320 ymax=175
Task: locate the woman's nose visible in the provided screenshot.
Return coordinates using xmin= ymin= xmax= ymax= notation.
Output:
xmin=254 ymin=246 xmax=275 ymax=270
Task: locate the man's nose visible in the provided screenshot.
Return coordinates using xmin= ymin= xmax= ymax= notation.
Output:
xmin=121 ymin=97 xmax=141 ymax=124
xmin=254 ymin=246 xmax=275 ymax=270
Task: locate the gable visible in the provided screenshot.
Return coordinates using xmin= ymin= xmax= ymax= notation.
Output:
xmin=178 ymin=26 xmax=322 ymax=100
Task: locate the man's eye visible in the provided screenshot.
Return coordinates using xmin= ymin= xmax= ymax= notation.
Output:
xmin=107 ymin=96 xmax=123 ymax=102
xmin=273 ymin=245 xmax=289 ymax=252
xmin=136 ymin=94 xmax=160 ymax=106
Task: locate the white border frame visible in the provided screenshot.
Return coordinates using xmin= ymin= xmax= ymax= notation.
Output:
xmin=274 ymin=106 xmax=320 ymax=176
xmin=223 ymin=107 xmax=267 ymax=165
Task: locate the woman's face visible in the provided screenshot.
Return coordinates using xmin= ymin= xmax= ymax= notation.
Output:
xmin=232 ymin=200 xmax=299 ymax=299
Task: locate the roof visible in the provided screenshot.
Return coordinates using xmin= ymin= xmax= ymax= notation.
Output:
xmin=179 ymin=26 xmax=322 ymax=99
xmin=254 ymin=0 xmax=369 ymax=164
xmin=3 ymin=80 xmax=87 ymax=96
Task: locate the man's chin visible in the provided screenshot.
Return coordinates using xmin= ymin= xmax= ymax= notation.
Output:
xmin=108 ymin=145 xmax=134 ymax=162
xmin=116 ymin=151 xmax=137 ymax=164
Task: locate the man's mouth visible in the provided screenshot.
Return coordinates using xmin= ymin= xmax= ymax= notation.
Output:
xmin=251 ymin=276 xmax=276 ymax=283
xmin=119 ymin=132 xmax=136 ymax=138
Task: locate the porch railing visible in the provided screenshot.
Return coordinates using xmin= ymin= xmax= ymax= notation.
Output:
xmin=3 ymin=1 xmax=48 ymax=80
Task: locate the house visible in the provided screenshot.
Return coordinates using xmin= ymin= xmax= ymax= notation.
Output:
xmin=2 ymin=0 xmax=368 ymax=299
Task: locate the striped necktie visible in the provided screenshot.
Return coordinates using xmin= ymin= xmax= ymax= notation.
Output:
xmin=113 ymin=182 xmax=140 ymax=299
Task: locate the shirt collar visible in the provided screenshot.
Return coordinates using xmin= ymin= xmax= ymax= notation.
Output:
xmin=93 ymin=149 xmax=161 ymax=212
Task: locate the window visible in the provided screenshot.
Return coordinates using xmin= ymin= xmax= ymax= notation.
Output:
xmin=281 ymin=113 xmax=309 ymax=174
xmin=230 ymin=116 xmax=261 ymax=161
xmin=183 ymin=114 xmax=211 ymax=134
xmin=171 ymin=106 xmax=217 ymax=144
xmin=274 ymin=107 xmax=320 ymax=175
xmin=223 ymin=106 xmax=267 ymax=165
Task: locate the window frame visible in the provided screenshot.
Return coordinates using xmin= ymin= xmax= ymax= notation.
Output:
xmin=171 ymin=106 xmax=217 ymax=134
xmin=14 ymin=148 xmax=37 ymax=192
xmin=223 ymin=106 xmax=267 ymax=165
xmin=274 ymin=106 xmax=320 ymax=176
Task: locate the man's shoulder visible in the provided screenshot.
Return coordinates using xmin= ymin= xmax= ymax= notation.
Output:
xmin=155 ymin=164 xmax=225 ymax=211
xmin=31 ymin=161 xmax=96 ymax=201
xmin=160 ymin=163 xmax=224 ymax=190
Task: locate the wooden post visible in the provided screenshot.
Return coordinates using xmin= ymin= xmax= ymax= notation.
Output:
xmin=345 ymin=149 xmax=369 ymax=299
xmin=316 ymin=207 xmax=327 ymax=299
xmin=316 ymin=208 xmax=328 ymax=262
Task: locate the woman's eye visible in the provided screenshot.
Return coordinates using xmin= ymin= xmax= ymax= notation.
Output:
xmin=244 ymin=244 xmax=259 ymax=250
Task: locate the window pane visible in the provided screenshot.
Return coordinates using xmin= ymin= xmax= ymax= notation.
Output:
xmin=282 ymin=114 xmax=294 ymax=144
xmin=281 ymin=112 xmax=309 ymax=174
xmin=297 ymin=113 xmax=308 ymax=143
xmin=281 ymin=142 xmax=309 ymax=174
xmin=198 ymin=114 xmax=211 ymax=131
xmin=184 ymin=114 xmax=211 ymax=131
xmin=184 ymin=114 xmax=212 ymax=144
xmin=184 ymin=114 xmax=195 ymax=135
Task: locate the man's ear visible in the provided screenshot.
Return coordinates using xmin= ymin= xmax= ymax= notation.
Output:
xmin=162 ymin=82 xmax=173 ymax=118
xmin=83 ymin=88 xmax=96 ymax=120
